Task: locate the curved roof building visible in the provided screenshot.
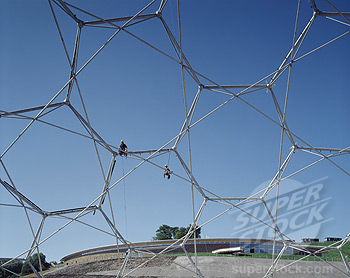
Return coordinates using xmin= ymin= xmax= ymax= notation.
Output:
xmin=61 ymin=238 xmax=294 ymax=265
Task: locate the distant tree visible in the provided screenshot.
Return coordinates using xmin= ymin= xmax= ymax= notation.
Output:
xmin=153 ymin=224 xmax=174 ymax=240
xmin=20 ymin=262 xmax=32 ymax=276
xmin=0 ymin=260 xmax=23 ymax=278
xmin=186 ymin=224 xmax=201 ymax=239
xmin=31 ymin=253 xmax=50 ymax=270
xmin=174 ymin=227 xmax=187 ymax=239
xmin=153 ymin=224 xmax=201 ymax=240
xmin=170 ymin=226 xmax=179 ymax=239
xmin=21 ymin=253 xmax=50 ymax=275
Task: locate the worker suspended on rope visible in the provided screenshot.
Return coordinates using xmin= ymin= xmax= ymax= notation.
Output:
xmin=164 ymin=164 xmax=172 ymax=179
xmin=119 ymin=140 xmax=128 ymax=157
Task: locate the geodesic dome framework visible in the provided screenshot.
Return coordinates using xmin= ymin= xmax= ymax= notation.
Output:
xmin=0 ymin=0 xmax=349 ymax=277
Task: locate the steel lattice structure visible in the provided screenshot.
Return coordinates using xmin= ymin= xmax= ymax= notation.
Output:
xmin=1 ymin=0 xmax=349 ymax=277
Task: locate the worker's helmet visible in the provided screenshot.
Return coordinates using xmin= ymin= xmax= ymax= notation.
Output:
xmin=121 ymin=140 xmax=124 ymax=143
xmin=165 ymin=164 xmax=168 ymax=167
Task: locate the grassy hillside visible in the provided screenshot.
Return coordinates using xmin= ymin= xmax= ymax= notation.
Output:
xmin=166 ymin=242 xmax=350 ymax=262
xmin=309 ymin=241 xmax=350 ymax=260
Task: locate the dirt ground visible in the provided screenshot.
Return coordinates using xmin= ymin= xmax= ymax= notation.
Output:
xmin=43 ymin=257 xmax=177 ymax=278
xmin=43 ymin=255 xmax=349 ymax=278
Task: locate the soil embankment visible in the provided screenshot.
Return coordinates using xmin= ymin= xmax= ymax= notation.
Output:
xmin=44 ymin=256 xmax=347 ymax=278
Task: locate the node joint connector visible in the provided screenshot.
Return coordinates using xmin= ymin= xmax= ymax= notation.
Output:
xmin=291 ymin=143 xmax=298 ymax=153
xmin=199 ymin=84 xmax=204 ymax=91
xmin=265 ymin=82 xmax=275 ymax=93
xmin=78 ymin=20 xmax=84 ymax=29
xmin=156 ymin=11 xmax=162 ymax=18
xmin=63 ymin=99 xmax=70 ymax=106
xmin=314 ymin=9 xmax=320 ymax=17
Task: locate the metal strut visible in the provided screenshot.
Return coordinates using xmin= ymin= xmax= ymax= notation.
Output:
xmin=0 ymin=179 xmax=44 ymax=216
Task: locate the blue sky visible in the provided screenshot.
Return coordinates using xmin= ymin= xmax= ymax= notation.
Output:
xmin=1 ymin=0 xmax=349 ymax=262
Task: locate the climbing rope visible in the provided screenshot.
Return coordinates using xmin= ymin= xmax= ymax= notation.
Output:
xmin=167 ymin=150 xmax=171 ymax=166
xmin=121 ymin=158 xmax=128 ymax=239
